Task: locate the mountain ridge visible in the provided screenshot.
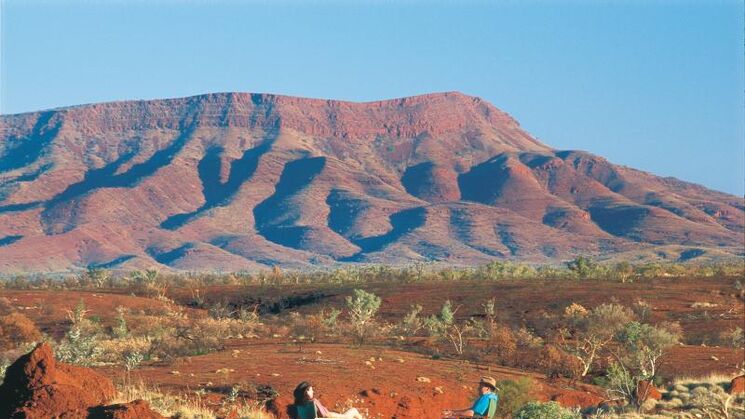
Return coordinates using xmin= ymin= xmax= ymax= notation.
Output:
xmin=0 ymin=92 xmax=742 ymax=273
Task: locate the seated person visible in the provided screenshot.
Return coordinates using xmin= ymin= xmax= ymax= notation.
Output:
xmin=441 ymin=376 xmax=499 ymax=418
xmin=290 ymin=381 xmax=364 ymax=419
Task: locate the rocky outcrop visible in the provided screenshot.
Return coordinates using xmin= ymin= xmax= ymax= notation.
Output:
xmin=729 ymin=375 xmax=745 ymax=394
xmin=0 ymin=342 xmax=162 ymax=419
xmin=636 ymin=380 xmax=662 ymax=402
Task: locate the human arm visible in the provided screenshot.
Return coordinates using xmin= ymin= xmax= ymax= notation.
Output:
xmin=441 ymin=408 xmax=476 ymax=418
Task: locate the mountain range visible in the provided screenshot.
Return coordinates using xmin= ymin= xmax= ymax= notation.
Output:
xmin=0 ymin=92 xmax=742 ymax=273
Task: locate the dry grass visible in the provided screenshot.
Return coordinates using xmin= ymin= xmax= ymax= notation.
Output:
xmin=672 ymin=372 xmax=739 ymax=387
xmin=112 ymin=382 xmax=273 ymax=418
xmin=690 ymin=301 xmax=718 ymax=309
xmin=113 ymin=382 xmax=216 ymax=418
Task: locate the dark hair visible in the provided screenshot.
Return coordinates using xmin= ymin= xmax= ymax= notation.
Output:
xmin=293 ymin=381 xmax=313 ymax=405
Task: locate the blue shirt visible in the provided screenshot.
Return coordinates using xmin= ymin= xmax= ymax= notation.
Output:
xmin=471 ymin=392 xmax=499 ymax=416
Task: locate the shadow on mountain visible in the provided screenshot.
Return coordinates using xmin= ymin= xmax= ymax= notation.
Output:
xmin=0 ymin=235 xmax=22 ymax=247
xmin=41 ymin=122 xmax=198 ymax=234
xmin=147 ymin=243 xmax=195 ymax=265
xmin=0 ymin=112 xmax=60 ymax=174
xmin=326 ymin=189 xmax=370 ymax=237
xmin=88 ymin=255 xmax=136 ymax=269
xmin=678 ymin=248 xmax=705 ymax=262
xmin=457 ymin=155 xmax=509 ymax=204
xmin=588 ymin=204 xmax=650 ymax=239
xmin=0 ymin=163 xmax=54 ymax=201
xmin=161 ymin=140 xmax=272 ymax=230
xmin=340 ymin=206 xmax=427 ymax=261
xmin=0 ymin=202 xmax=42 ymax=214
xmin=495 ymin=224 xmax=519 ymax=256
xmin=448 ymin=207 xmax=505 ymax=257
xmin=253 ymin=156 xmax=326 ymax=249
xmin=401 ymin=162 xmax=434 ymax=198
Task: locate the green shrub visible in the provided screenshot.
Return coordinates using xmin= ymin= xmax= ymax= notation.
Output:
xmin=56 ymin=300 xmax=102 ymax=365
xmin=513 ymin=401 xmax=579 ymax=419
xmin=345 ymin=289 xmax=381 ymax=343
xmin=495 ymin=378 xmax=534 ymax=417
xmin=113 ymin=306 xmax=129 ymax=338
xmin=398 ymin=304 xmax=424 ymax=336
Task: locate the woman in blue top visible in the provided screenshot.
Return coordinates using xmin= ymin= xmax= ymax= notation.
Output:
xmin=442 ymin=376 xmax=499 ymax=418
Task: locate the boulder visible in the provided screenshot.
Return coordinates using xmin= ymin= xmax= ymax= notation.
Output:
xmin=729 ymin=375 xmax=745 ymax=394
xmin=0 ymin=342 xmax=116 ymax=418
xmin=0 ymin=342 xmax=164 ymax=419
xmin=636 ymin=380 xmax=662 ymax=402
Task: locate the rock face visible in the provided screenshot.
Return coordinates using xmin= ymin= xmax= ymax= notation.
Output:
xmin=0 ymin=342 xmax=162 ymax=419
xmin=636 ymin=380 xmax=662 ymax=402
xmin=0 ymin=91 xmax=742 ymax=272
xmin=729 ymin=375 xmax=745 ymax=394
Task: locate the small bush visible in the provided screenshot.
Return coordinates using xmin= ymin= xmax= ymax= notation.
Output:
xmin=495 ymin=378 xmax=535 ymax=417
xmin=513 ymin=401 xmax=579 ymax=419
xmin=345 ymin=289 xmax=381 ymax=343
xmin=540 ymin=345 xmax=581 ymax=380
xmin=719 ymin=327 xmax=744 ymax=348
xmin=0 ymin=312 xmax=42 ymax=350
xmin=487 ymin=324 xmax=517 ymax=365
xmin=397 ymin=304 xmax=424 ymax=336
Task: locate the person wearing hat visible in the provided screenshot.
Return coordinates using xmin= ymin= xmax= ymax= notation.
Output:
xmin=441 ymin=376 xmax=499 ymax=418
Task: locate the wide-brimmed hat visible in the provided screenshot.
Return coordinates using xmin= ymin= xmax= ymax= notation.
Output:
xmin=479 ymin=376 xmax=497 ymax=389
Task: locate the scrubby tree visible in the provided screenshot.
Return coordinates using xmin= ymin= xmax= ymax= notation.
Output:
xmin=605 ymin=321 xmax=681 ymax=408
xmin=345 ymin=289 xmax=381 ymax=343
xmin=56 ymin=300 xmax=102 ymax=365
xmin=131 ymin=268 xmax=166 ymax=298
xmin=398 ymin=304 xmax=424 ymax=336
xmin=566 ymin=256 xmax=596 ymax=279
xmin=425 ymin=300 xmax=474 ymax=356
xmin=84 ymin=267 xmax=111 ymax=288
xmin=559 ymin=303 xmax=633 ymax=377
xmin=613 ymin=261 xmax=634 ymax=283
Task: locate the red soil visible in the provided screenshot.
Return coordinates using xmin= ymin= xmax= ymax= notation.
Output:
xmin=99 ymin=341 xmax=603 ymax=418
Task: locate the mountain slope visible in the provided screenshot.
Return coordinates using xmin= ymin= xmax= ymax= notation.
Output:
xmin=0 ymin=92 xmax=742 ymax=272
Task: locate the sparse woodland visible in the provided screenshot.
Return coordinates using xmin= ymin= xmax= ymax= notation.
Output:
xmin=0 ymin=259 xmax=743 ymax=418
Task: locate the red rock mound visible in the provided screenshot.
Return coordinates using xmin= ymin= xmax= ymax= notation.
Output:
xmin=729 ymin=375 xmax=745 ymax=394
xmin=0 ymin=342 xmax=162 ymax=419
xmin=636 ymin=380 xmax=662 ymax=402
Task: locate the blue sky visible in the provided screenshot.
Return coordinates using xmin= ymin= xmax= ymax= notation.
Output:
xmin=1 ymin=1 xmax=743 ymax=196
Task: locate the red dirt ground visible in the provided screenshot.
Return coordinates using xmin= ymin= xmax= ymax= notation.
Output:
xmin=98 ymin=341 xmax=604 ymax=418
xmin=2 ymin=276 xmax=742 ymax=417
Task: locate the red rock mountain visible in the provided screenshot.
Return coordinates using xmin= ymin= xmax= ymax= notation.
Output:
xmin=0 ymin=92 xmax=742 ymax=273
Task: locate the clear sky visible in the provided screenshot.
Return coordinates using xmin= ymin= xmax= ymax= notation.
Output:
xmin=1 ymin=0 xmax=743 ymax=196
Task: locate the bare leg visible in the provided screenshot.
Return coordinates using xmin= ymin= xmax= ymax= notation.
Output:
xmin=343 ymin=408 xmax=363 ymax=419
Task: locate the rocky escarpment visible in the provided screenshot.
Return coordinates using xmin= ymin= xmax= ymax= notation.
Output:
xmin=0 ymin=92 xmax=742 ymax=272
xmin=0 ymin=342 xmax=163 ymax=418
